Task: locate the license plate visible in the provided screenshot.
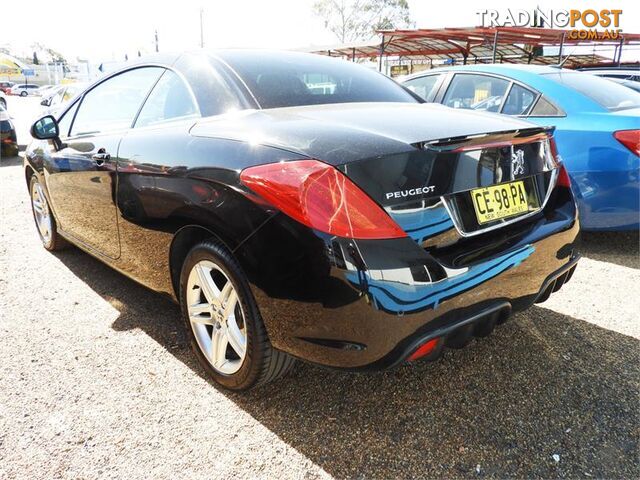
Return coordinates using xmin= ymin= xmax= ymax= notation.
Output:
xmin=471 ymin=181 xmax=529 ymax=224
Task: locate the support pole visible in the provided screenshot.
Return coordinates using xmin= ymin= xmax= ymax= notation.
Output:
xmin=492 ymin=30 xmax=499 ymax=63
xmin=558 ymin=32 xmax=565 ymax=64
xmin=200 ymin=8 xmax=204 ymax=48
xmin=352 ymin=47 xmax=356 ymax=62
xmin=617 ymin=35 xmax=624 ymax=66
xmin=378 ymin=34 xmax=385 ymax=72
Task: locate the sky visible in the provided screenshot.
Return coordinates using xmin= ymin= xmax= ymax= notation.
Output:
xmin=1 ymin=0 xmax=639 ymax=63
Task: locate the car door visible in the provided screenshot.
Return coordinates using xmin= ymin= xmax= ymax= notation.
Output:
xmin=45 ymin=67 xmax=164 ymax=259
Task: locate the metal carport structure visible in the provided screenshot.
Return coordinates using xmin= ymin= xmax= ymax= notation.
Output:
xmin=311 ymin=26 xmax=640 ymax=73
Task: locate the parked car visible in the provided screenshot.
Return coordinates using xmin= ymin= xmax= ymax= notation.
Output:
xmin=0 ymin=104 xmax=18 ymax=157
xmin=578 ymin=66 xmax=640 ymax=82
xmin=10 ymin=83 xmax=40 ymax=96
xmin=25 ymin=50 xmax=579 ymax=390
xmin=608 ymin=77 xmax=640 ymax=93
xmin=34 ymin=84 xmax=55 ymax=96
xmin=40 ymin=83 xmax=86 ymax=111
xmin=0 ymin=81 xmax=15 ymax=94
xmin=401 ymin=65 xmax=640 ymax=230
xmin=0 ymin=90 xmax=6 ymax=109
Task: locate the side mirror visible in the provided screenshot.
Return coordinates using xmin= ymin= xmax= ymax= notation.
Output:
xmin=40 ymin=98 xmax=51 ymax=107
xmin=31 ymin=115 xmax=59 ymax=140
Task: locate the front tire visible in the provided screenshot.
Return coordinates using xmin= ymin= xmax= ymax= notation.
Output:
xmin=29 ymin=175 xmax=67 ymax=251
xmin=20 ymin=91 xmax=27 ymax=97
xmin=179 ymin=239 xmax=295 ymax=390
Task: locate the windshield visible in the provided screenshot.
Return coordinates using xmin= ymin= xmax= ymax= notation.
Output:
xmin=544 ymin=71 xmax=640 ymax=111
xmin=217 ymin=51 xmax=419 ymax=109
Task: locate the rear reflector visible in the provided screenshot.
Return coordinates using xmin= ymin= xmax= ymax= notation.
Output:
xmin=407 ymin=338 xmax=439 ymax=362
xmin=557 ymin=164 xmax=571 ymax=188
xmin=240 ymin=160 xmax=406 ymax=239
xmin=614 ymin=130 xmax=640 ymax=157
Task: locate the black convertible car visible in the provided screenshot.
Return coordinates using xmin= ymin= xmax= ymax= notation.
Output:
xmin=25 ymin=50 xmax=580 ymax=390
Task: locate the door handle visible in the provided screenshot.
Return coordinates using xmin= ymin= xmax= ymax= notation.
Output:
xmin=92 ymin=151 xmax=111 ymax=166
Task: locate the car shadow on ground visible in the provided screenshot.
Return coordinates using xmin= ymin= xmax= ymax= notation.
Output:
xmin=52 ymin=232 xmax=640 ymax=479
xmin=580 ymin=230 xmax=639 ymax=269
xmin=0 ymin=155 xmax=22 ymax=167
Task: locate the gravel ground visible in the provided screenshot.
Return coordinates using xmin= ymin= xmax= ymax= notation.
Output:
xmin=1 ymin=99 xmax=639 ymax=479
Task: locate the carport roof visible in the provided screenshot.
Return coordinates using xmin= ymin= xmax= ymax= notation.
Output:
xmin=310 ymin=27 xmax=640 ymax=67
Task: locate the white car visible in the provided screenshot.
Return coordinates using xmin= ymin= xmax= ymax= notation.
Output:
xmin=40 ymin=83 xmax=86 ymax=111
xmin=10 ymin=84 xmax=40 ymax=96
xmin=34 ymin=84 xmax=55 ymax=96
xmin=0 ymin=90 xmax=6 ymax=109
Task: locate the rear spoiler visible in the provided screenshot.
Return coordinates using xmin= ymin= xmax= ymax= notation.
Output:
xmin=415 ymin=126 xmax=555 ymax=153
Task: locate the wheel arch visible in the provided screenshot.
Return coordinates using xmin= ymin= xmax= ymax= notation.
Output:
xmin=25 ymin=164 xmax=35 ymax=186
xmin=168 ymin=224 xmax=233 ymax=300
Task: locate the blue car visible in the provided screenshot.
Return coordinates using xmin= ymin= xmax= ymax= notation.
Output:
xmin=401 ymin=65 xmax=640 ymax=230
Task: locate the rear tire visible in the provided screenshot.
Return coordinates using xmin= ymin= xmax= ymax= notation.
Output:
xmin=29 ymin=175 xmax=68 ymax=251
xmin=179 ymin=239 xmax=295 ymax=390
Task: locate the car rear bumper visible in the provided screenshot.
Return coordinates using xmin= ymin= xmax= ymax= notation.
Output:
xmin=0 ymin=130 xmax=18 ymax=157
xmin=571 ymin=169 xmax=639 ymax=231
xmin=237 ymin=185 xmax=580 ymax=370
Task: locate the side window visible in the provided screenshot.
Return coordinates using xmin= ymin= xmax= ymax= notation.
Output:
xmin=529 ymin=95 xmax=564 ymax=117
xmin=135 ymin=70 xmax=199 ymax=128
xmin=70 ymin=67 xmax=163 ymax=136
xmin=57 ymin=102 xmax=79 ymax=138
xmin=443 ymin=74 xmax=510 ymax=112
xmin=403 ymin=74 xmax=441 ymax=102
xmin=502 ymin=84 xmax=536 ymax=115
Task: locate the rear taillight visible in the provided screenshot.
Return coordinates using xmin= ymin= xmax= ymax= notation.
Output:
xmin=240 ymin=160 xmax=406 ymax=239
xmin=614 ymin=130 xmax=640 ymax=156
xmin=557 ymin=164 xmax=571 ymax=188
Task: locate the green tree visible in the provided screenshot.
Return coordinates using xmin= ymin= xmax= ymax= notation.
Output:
xmin=312 ymin=0 xmax=413 ymax=43
xmin=33 ymin=52 xmax=39 ymax=65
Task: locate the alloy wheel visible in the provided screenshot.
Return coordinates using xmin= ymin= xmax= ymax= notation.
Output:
xmin=31 ymin=181 xmax=52 ymax=244
xmin=186 ymin=260 xmax=247 ymax=375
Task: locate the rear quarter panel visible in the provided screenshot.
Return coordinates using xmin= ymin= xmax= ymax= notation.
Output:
xmin=113 ymin=122 xmax=304 ymax=296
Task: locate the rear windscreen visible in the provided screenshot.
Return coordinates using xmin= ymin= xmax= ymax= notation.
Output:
xmin=218 ymin=51 xmax=419 ymax=109
xmin=544 ymin=72 xmax=640 ymax=111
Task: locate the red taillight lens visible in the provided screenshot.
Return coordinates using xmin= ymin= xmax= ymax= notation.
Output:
xmin=407 ymin=338 xmax=439 ymax=362
xmin=614 ymin=130 xmax=640 ymax=157
xmin=557 ymin=163 xmax=571 ymax=188
xmin=240 ymin=160 xmax=406 ymax=239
